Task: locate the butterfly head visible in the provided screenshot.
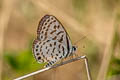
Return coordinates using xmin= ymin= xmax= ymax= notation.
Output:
xmin=72 ymin=46 xmax=77 ymax=53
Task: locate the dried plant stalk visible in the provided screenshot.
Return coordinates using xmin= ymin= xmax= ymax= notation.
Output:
xmin=14 ymin=55 xmax=92 ymax=80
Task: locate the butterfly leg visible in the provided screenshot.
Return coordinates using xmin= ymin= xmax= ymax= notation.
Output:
xmin=69 ymin=53 xmax=77 ymax=60
xmin=74 ymin=53 xmax=79 ymax=57
xmin=59 ymin=58 xmax=64 ymax=65
xmin=70 ymin=54 xmax=74 ymax=60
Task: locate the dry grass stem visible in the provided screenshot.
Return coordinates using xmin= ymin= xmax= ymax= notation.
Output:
xmin=14 ymin=55 xmax=92 ymax=80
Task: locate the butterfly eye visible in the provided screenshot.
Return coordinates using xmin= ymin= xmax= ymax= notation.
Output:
xmin=72 ymin=46 xmax=77 ymax=52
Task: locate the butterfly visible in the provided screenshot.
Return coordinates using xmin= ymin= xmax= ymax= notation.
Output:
xmin=32 ymin=15 xmax=77 ymax=68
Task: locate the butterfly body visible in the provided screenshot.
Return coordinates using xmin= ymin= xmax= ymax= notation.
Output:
xmin=33 ymin=15 xmax=76 ymax=67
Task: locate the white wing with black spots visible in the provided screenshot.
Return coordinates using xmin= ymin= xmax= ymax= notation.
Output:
xmin=33 ymin=15 xmax=76 ymax=67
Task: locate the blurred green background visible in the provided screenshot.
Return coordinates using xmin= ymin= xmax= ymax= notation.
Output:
xmin=0 ymin=0 xmax=120 ymax=80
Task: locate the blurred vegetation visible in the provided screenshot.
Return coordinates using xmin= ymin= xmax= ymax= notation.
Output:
xmin=72 ymin=0 xmax=87 ymax=22
xmin=0 ymin=0 xmax=120 ymax=80
xmin=3 ymin=40 xmax=46 ymax=80
xmin=107 ymin=16 xmax=120 ymax=78
xmin=108 ymin=57 xmax=120 ymax=76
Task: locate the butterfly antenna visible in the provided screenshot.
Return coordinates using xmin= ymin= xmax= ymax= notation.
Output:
xmin=74 ymin=36 xmax=87 ymax=45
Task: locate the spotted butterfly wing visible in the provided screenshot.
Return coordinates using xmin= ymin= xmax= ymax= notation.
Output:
xmin=33 ymin=15 xmax=76 ymax=67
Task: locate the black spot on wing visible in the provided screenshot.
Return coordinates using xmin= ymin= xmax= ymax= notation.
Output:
xmin=38 ymin=56 xmax=41 ymax=60
xmin=62 ymin=46 xmax=65 ymax=56
xmin=57 ymin=31 xmax=64 ymax=35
